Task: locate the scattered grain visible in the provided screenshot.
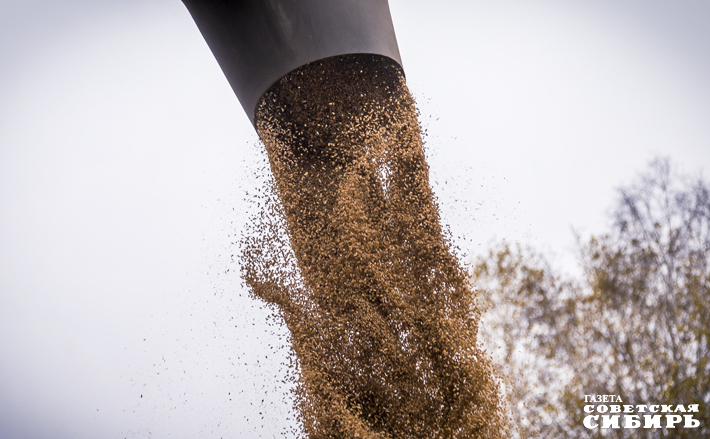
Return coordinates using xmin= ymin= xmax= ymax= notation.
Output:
xmin=242 ymin=54 xmax=509 ymax=439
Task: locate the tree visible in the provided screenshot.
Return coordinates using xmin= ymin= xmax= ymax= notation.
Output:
xmin=473 ymin=158 xmax=710 ymax=438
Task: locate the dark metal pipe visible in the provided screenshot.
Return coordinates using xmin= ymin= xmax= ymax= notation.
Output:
xmin=181 ymin=0 xmax=403 ymax=126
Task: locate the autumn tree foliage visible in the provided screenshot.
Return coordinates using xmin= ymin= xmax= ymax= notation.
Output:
xmin=473 ymin=158 xmax=709 ymax=438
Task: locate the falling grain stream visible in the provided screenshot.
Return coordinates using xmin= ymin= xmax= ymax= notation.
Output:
xmin=242 ymin=55 xmax=509 ymax=439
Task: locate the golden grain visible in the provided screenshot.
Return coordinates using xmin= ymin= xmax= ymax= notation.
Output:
xmin=242 ymin=54 xmax=509 ymax=439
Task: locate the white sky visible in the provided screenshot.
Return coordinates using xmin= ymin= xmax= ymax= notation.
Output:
xmin=1 ymin=1 xmax=708 ymax=437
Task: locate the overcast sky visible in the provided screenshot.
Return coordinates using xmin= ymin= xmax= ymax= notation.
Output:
xmin=1 ymin=1 xmax=709 ymax=438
